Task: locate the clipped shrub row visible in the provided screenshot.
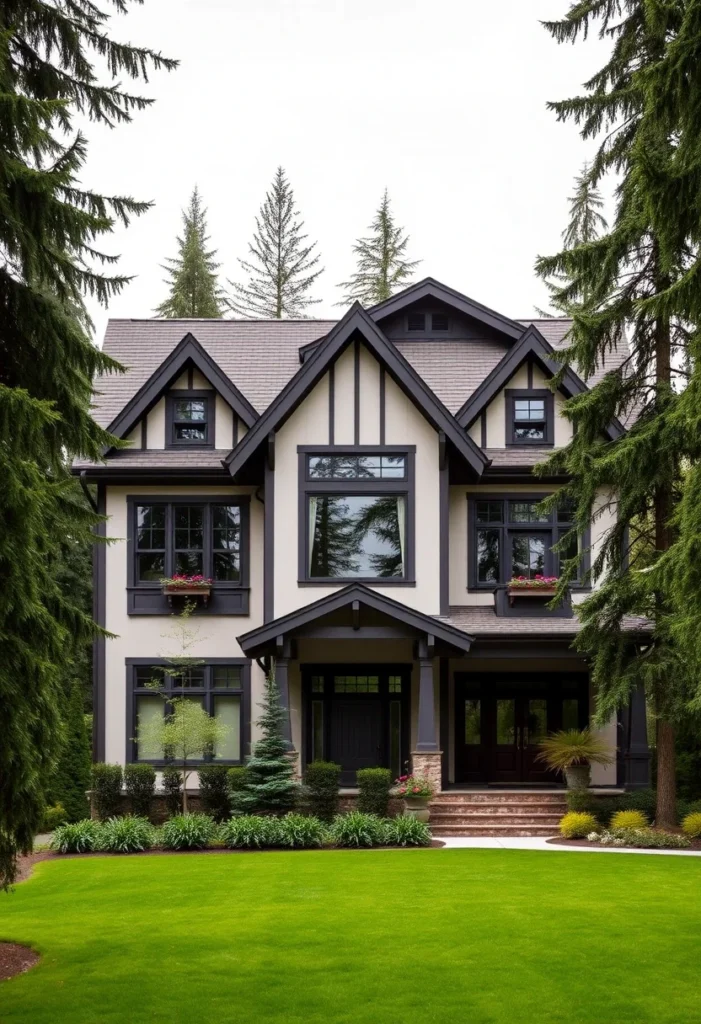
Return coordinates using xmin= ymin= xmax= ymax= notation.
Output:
xmin=565 ymin=788 xmax=701 ymax=827
xmin=52 ymin=811 xmax=431 ymax=855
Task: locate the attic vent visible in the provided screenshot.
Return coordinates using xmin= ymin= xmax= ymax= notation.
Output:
xmin=407 ymin=313 xmax=426 ymax=332
xmin=431 ymin=313 xmax=449 ymax=331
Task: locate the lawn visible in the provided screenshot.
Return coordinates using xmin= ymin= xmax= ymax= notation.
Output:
xmin=1 ymin=850 xmax=700 ymax=1024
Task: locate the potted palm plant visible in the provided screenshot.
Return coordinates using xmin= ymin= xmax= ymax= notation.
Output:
xmin=393 ymin=775 xmax=434 ymax=821
xmin=536 ymin=729 xmax=615 ymax=789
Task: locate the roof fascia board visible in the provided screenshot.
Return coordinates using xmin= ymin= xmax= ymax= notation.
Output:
xmin=237 ymin=583 xmax=474 ymax=654
xmin=225 ymin=303 xmax=488 ymax=477
xmin=104 ymin=332 xmax=259 ymax=449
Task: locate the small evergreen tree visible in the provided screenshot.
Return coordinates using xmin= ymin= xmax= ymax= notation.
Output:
xmin=235 ymin=674 xmax=297 ymax=814
xmin=226 ymin=167 xmax=323 ymax=318
xmin=337 ymin=190 xmax=420 ymax=306
xmin=155 ymin=186 xmax=224 ymax=318
xmin=52 ymin=681 xmax=91 ymax=822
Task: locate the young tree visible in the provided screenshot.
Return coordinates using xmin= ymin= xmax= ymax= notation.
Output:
xmin=0 ymin=2 xmax=175 ymax=887
xmin=337 ymin=190 xmax=420 ymax=306
xmin=155 ymin=187 xmax=224 ymax=318
xmin=535 ymin=1 xmax=697 ymax=827
xmin=226 ymin=167 xmax=323 ymax=318
xmin=235 ymin=674 xmax=297 ymax=814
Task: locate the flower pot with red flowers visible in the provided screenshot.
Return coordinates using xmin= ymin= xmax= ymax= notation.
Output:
xmin=393 ymin=775 xmax=434 ymax=822
xmin=506 ymin=575 xmax=560 ymax=605
xmin=160 ymin=575 xmax=213 ymax=607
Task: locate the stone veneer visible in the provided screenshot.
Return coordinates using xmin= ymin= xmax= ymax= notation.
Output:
xmin=411 ymin=751 xmax=443 ymax=793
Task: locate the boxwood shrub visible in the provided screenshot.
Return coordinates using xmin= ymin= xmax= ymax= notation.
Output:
xmin=356 ymin=768 xmax=392 ymax=817
xmin=124 ymin=764 xmax=156 ymax=819
xmin=160 ymin=813 xmax=216 ymax=850
xmin=304 ymin=761 xmax=341 ymax=822
xmin=198 ymin=765 xmax=231 ymax=822
xmin=52 ymin=819 xmax=104 ymax=854
xmin=91 ymin=763 xmax=123 ymax=820
xmin=161 ymin=766 xmax=182 ymax=818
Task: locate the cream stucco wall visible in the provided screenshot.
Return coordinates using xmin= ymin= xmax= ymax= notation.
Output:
xmin=128 ymin=390 xmax=238 ymax=452
xmin=478 ymin=363 xmax=574 ymax=449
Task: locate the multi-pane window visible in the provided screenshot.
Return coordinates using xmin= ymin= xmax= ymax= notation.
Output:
xmin=168 ymin=394 xmax=210 ymax=446
xmin=133 ymin=501 xmax=245 ymax=584
xmin=303 ymin=451 xmax=412 ymax=582
xmin=131 ymin=662 xmax=247 ymax=764
xmin=506 ymin=391 xmax=553 ymax=446
xmin=334 ymin=675 xmax=380 ymax=693
xmin=472 ymin=497 xmax=581 ymax=586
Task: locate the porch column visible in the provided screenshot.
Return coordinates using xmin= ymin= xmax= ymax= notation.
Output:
xmin=412 ymin=638 xmax=442 ymax=792
xmin=273 ymin=656 xmax=293 ymax=751
xmin=625 ymin=682 xmax=651 ymax=789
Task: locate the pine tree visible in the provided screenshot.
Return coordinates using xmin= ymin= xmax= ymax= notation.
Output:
xmin=51 ymin=681 xmax=91 ymax=823
xmin=155 ymin=187 xmax=224 ymax=318
xmin=226 ymin=167 xmax=323 ymax=318
xmin=235 ymin=674 xmax=297 ymax=814
xmin=562 ymin=165 xmax=608 ymax=249
xmin=535 ymin=1 xmax=696 ymax=827
xmin=0 ymin=1 xmax=175 ymax=887
xmin=337 ymin=190 xmax=420 ymax=306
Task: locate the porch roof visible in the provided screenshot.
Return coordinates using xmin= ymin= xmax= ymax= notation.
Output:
xmin=237 ymin=584 xmax=475 ymax=658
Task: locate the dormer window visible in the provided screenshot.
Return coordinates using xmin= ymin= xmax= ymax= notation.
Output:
xmin=167 ymin=391 xmax=213 ymax=447
xmin=506 ymin=389 xmax=554 ymax=446
xmin=407 ymin=312 xmax=426 ymax=332
xmin=431 ymin=313 xmax=449 ymax=331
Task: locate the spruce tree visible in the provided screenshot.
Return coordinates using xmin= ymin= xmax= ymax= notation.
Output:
xmin=155 ymin=187 xmax=224 ymax=318
xmin=337 ymin=190 xmax=420 ymax=306
xmin=235 ymin=674 xmax=297 ymax=814
xmin=0 ymin=1 xmax=175 ymax=886
xmin=535 ymin=1 xmax=696 ymax=827
xmin=226 ymin=167 xmax=323 ymax=318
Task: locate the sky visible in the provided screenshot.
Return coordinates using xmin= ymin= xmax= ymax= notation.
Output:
xmin=81 ymin=0 xmax=611 ymax=344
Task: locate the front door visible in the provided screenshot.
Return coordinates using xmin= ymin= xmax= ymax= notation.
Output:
xmin=492 ymin=696 xmax=550 ymax=784
xmin=330 ymin=700 xmax=382 ymax=779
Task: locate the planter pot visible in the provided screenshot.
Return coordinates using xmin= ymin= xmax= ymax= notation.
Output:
xmin=564 ymin=764 xmax=591 ymax=790
xmin=403 ymin=797 xmax=431 ymax=822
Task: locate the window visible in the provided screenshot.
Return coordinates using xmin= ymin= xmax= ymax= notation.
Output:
xmin=431 ymin=313 xmax=449 ymax=331
xmin=505 ymin=390 xmax=554 ymax=446
xmin=167 ymin=391 xmax=212 ymax=447
xmin=334 ymin=675 xmax=379 ymax=693
xmin=300 ymin=448 xmax=414 ymax=583
xmin=129 ymin=661 xmax=250 ymax=764
xmin=407 ymin=313 xmax=426 ymax=331
xmin=128 ymin=497 xmax=250 ymax=615
xmin=471 ymin=496 xmax=585 ymax=587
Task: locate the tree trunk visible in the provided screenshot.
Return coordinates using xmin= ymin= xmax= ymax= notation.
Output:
xmin=182 ymin=765 xmax=188 ymax=814
xmin=656 ymin=718 xmax=676 ymax=828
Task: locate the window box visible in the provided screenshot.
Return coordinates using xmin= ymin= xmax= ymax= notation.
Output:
xmin=161 ymin=577 xmax=213 ymax=608
xmin=506 ymin=579 xmax=559 ymax=606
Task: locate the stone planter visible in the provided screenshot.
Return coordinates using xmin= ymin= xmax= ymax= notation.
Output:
xmin=403 ymin=796 xmax=431 ymax=822
xmin=564 ymin=764 xmax=591 ymax=790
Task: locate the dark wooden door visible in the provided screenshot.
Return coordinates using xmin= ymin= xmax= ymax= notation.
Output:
xmin=329 ymin=700 xmax=383 ymax=785
xmin=493 ymin=697 xmax=520 ymax=783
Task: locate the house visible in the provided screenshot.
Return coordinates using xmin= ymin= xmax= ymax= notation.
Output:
xmin=75 ymin=278 xmax=651 ymax=803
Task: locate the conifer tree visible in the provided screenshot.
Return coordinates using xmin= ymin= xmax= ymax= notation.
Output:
xmin=337 ymin=190 xmax=420 ymax=306
xmin=535 ymin=1 xmax=697 ymax=827
xmin=234 ymin=674 xmax=297 ymax=814
xmin=51 ymin=681 xmax=91 ymax=823
xmin=155 ymin=187 xmax=224 ymax=318
xmin=0 ymin=1 xmax=175 ymax=887
xmin=226 ymin=167 xmax=323 ymax=318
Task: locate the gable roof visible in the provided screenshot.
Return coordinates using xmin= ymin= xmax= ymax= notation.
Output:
xmin=224 ymin=303 xmax=489 ymax=478
xmin=237 ymin=583 xmax=474 ymax=656
xmin=104 ymin=332 xmax=259 ymax=449
xmin=455 ymin=324 xmax=625 ymax=440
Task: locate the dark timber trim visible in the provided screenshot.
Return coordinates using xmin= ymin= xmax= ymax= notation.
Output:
xmin=224 ymin=304 xmax=488 ymax=479
xmin=353 ymin=339 xmax=360 ymax=445
xmin=439 ymin=454 xmax=450 ymax=616
xmin=379 ymin=366 xmax=386 ymax=445
xmin=264 ymin=460 xmax=275 ymax=621
xmin=527 ymin=361 xmax=534 ymax=389
xmin=141 ymin=416 xmax=148 ymax=449
xmin=104 ymin=332 xmax=258 ymax=453
xmin=328 ymin=362 xmax=335 ymax=445
xmin=93 ymin=484 xmax=107 ymax=762
xmin=480 ymin=410 xmax=487 ymax=448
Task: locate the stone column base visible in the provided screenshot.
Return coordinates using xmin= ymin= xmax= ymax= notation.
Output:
xmin=411 ymin=751 xmax=443 ymax=794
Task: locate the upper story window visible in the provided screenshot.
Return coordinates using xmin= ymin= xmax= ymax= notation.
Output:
xmin=299 ymin=447 xmax=415 ymax=585
xmin=469 ymin=496 xmax=583 ymax=589
xmin=127 ymin=496 xmax=250 ymax=615
xmin=505 ymin=390 xmax=554 ymax=446
xmin=431 ymin=313 xmax=449 ymax=331
xmin=406 ymin=312 xmax=450 ymax=333
xmin=407 ymin=313 xmax=425 ymax=331
xmin=167 ymin=391 xmax=213 ymax=447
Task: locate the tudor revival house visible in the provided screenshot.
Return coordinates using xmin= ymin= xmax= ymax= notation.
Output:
xmin=76 ymin=279 xmax=650 ymax=797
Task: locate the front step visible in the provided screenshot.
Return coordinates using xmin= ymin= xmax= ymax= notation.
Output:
xmin=432 ymin=824 xmax=557 ymax=837
xmin=429 ymin=790 xmax=566 ymax=837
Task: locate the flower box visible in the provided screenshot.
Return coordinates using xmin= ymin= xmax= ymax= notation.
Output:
xmin=161 ymin=576 xmax=213 ymax=608
xmin=506 ymin=576 xmax=560 ymax=606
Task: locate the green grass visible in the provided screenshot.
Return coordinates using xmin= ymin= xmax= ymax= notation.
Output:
xmin=1 ymin=850 xmax=700 ymax=1023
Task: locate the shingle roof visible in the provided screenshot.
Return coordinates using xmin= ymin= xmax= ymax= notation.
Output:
xmin=483 ymin=447 xmax=557 ymax=468
xmin=444 ymin=605 xmax=650 ymax=638
xmin=73 ymin=449 xmax=231 ymax=471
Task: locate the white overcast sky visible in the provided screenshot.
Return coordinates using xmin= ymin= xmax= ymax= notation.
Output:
xmin=82 ymin=0 xmax=609 ymax=344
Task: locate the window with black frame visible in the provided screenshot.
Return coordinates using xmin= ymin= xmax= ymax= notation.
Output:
xmin=134 ymin=501 xmax=244 ymax=584
xmin=505 ymin=390 xmax=554 ymax=446
xmin=167 ymin=392 xmax=211 ymax=446
xmin=131 ymin=662 xmax=247 ymax=763
xmin=472 ymin=497 xmax=582 ymax=587
xmin=303 ymin=452 xmax=412 ymax=582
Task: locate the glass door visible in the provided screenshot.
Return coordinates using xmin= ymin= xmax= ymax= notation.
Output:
xmin=492 ymin=698 xmax=520 ymax=783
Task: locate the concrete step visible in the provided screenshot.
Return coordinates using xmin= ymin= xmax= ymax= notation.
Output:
xmin=431 ymin=824 xmax=557 ymax=837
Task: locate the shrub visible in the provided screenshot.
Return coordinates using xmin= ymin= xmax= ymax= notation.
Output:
xmin=52 ymin=819 xmax=104 ymax=854
xmin=101 ymin=816 xmax=155 ymax=853
xmin=330 ymin=811 xmax=384 ymax=848
xmin=678 ymin=798 xmax=701 ymax=823
xmin=623 ymin=789 xmax=657 ymax=819
xmin=384 ymin=815 xmax=432 ymax=847
xmin=53 ymin=681 xmax=92 ymax=821
xmin=277 ymin=813 xmax=327 ymax=849
xmin=198 ymin=765 xmax=231 ymax=822
xmin=124 ymin=764 xmax=156 ymax=819
xmin=227 ymin=766 xmax=249 ymax=795
xmin=234 ymin=674 xmax=298 ymax=814
xmin=559 ymin=811 xmax=599 ymax=839
xmin=681 ymin=812 xmax=701 ymax=838
xmin=304 ymin=761 xmax=341 ymax=822
xmin=357 ymin=768 xmax=392 ymax=817
xmin=161 ymin=766 xmax=182 ymax=818
xmin=91 ymin=763 xmax=123 ymax=820
xmin=160 ymin=813 xmax=216 ymax=850
xmin=610 ymin=809 xmax=648 ymax=830
xmin=597 ymin=827 xmax=690 ymax=850
xmin=42 ymin=803 xmax=67 ymax=832
xmin=220 ymin=815 xmax=280 ymax=849
xmin=536 ymin=729 xmax=615 ymax=772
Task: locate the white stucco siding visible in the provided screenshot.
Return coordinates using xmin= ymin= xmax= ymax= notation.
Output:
xmin=332 ymin=345 xmax=354 ymax=444
xmin=480 ymin=364 xmax=574 ymax=448
xmin=146 ymin=399 xmax=166 ymax=449
xmin=102 ymin=484 xmax=264 ymax=765
xmin=215 ymin=394 xmax=234 ymax=449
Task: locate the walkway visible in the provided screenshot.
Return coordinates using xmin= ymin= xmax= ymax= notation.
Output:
xmin=435 ymin=835 xmax=701 ymax=856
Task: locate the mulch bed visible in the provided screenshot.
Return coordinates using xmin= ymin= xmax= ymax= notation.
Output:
xmin=0 ymin=943 xmax=39 ymax=983
xmin=547 ymin=836 xmax=701 ymax=851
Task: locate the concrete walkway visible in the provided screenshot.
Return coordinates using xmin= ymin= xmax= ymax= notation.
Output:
xmin=435 ymin=836 xmax=701 ymax=856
